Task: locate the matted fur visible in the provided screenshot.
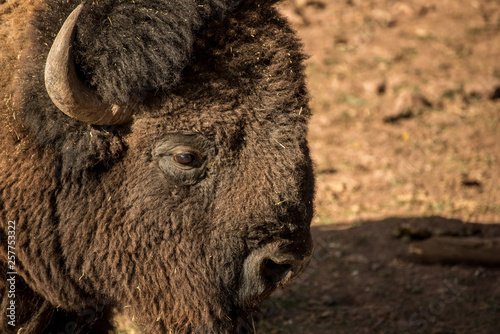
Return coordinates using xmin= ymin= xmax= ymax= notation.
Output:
xmin=0 ymin=0 xmax=314 ymax=333
xmin=75 ymin=0 xmax=244 ymax=104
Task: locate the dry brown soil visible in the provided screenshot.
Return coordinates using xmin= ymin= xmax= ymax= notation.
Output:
xmin=251 ymin=0 xmax=500 ymax=333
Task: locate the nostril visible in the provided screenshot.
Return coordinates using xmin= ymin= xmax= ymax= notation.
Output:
xmin=261 ymin=258 xmax=293 ymax=285
xmin=238 ymin=242 xmax=313 ymax=307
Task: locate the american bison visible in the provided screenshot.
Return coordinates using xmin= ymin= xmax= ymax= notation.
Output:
xmin=0 ymin=0 xmax=314 ymax=332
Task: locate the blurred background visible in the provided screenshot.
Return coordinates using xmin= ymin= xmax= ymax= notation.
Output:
xmin=253 ymin=0 xmax=500 ymax=332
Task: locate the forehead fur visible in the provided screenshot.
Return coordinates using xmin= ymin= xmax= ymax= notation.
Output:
xmin=132 ymin=3 xmax=310 ymax=139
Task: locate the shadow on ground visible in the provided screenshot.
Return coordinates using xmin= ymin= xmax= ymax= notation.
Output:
xmin=253 ymin=216 xmax=500 ymax=334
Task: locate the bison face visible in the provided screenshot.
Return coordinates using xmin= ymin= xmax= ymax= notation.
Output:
xmin=117 ymin=103 xmax=314 ymax=331
xmin=11 ymin=1 xmax=314 ymax=333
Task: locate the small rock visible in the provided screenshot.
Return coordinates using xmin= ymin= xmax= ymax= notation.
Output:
xmin=464 ymin=77 xmax=500 ymax=100
xmin=396 ymin=193 xmax=413 ymax=203
xmin=328 ymin=180 xmax=346 ymax=194
xmin=392 ymin=3 xmax=415 ymax=16
xmin=349 ymin=204 xmax=360 ymax=213
xmin=319 ymin=310 xmax=334 ymax=318
xmin=384 ymin=91 xmax=432 ymax=123
xmin=414 ymin=28 xmax=430 ymax=38
xmin=370 ymin=9 xmax=397 ymax=27
xmin=418 ymin=5 xmax=436 ymax=16
xmin=362 ymin=79 xmax=386 ymax=96
xmin=320 ymin=295 xmax=339 ymax=306
xmin=491 ymin=86 xmax=500 ymax=100
xmin=344 ymin=253 xmax=370 ymax=264
xmin=394 ymin=223 xmax=432 ymax=239
xmin=293 ymin=0 xmax=309 ymax=8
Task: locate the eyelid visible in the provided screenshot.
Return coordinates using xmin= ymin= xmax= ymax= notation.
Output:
xmin=171 ymin=143 xmax=203 ymax=154
xmin=154 ymin=145 xmax=198 ymax=158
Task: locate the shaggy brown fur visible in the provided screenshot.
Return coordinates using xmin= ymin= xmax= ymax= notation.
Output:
xmin=0 ymin=0 xmax=314 ymax=332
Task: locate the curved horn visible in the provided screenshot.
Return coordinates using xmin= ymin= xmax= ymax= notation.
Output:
xmin=45 ymin=4 xmax=134 ymax=125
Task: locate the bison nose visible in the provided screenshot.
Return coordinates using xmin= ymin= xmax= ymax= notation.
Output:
xmin=238 ymin=239 xmax=312 ymax=307
xmin=261 ymin=253 xmax=309 ymax=288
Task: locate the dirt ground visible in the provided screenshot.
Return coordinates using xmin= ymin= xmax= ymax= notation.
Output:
xmin=252 ymin=0 xmax=500 ymax=333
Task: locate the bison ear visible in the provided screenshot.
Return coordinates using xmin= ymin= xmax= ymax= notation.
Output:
xmin=44 ymin=4 xmax=136 ymax=125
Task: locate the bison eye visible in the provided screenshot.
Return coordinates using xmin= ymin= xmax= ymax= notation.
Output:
xmin=173 ymin=153 xmax=195 ymax=165
xmin=152 ymin=135 xmax=212 ymax=185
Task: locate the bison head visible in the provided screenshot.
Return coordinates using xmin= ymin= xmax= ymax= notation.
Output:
xmin=9 ymin=0 xmax=314 ymax=332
